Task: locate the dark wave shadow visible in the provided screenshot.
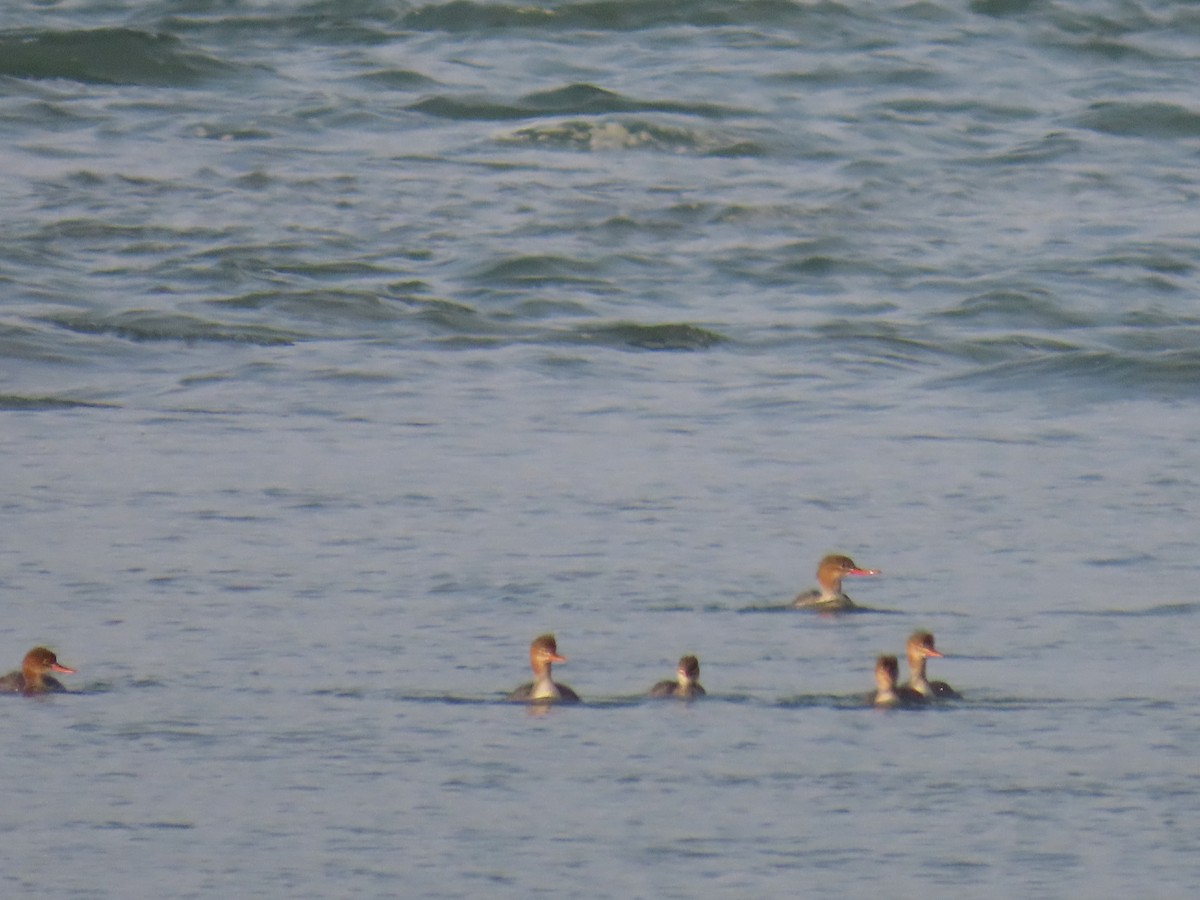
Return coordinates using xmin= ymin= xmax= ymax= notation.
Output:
xmin=0 ymin=394 xmax=118 ymax=411
xmin=410 ymin=82 xmax=742 ymax=122
xmin=0 ymin=28 xmax=237 ymax=86
xmin=41 ymin=311 xmax=300 ymax=346
xmin=560 ymin=321 xmax=726 ymax=351
xmin=737 ymin=603 xmax=903 ymax=615
xmin=1043 ymin=602 xmax=1200 ymax=618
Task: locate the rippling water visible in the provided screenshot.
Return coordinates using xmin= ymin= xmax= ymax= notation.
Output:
xmin=3 ymin=1 xmax=1199 ymax=897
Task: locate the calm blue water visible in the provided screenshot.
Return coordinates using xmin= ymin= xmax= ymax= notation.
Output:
xmin=3 ymin=1 xmax=1199 ymax=896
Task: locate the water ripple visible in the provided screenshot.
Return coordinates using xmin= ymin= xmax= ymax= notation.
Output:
xmin=41 ymin=311 xmax=299 ymax=346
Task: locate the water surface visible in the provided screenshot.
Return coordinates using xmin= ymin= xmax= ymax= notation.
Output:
xmin=2 ymin=1 xmax=1199 ymax=897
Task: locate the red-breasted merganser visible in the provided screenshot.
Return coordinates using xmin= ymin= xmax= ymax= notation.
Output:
xmin=902 ymin=631 xmax=961 ymax=699
xmin=792 ymin=554 xmax=880 ymax=611
xmin=0 ymin=647 xmax=76 ymax=696
xmin=871 ymin=654 xmax=927 ymax=708
xmin=508 ymin=634 xmax=580 ymax=703
xmin=649 ymin=655 xmax=706 ymax=699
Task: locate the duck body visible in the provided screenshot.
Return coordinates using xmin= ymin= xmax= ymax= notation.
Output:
xmin=509 ymin=634 xmax=580 ymax=703
xmin=0 ymin=647 xmax=76 ymax=696
xmin=901 ymin=631 xmax=961 ymax=700
xmin=509 ymin=678 xmax=581 ymax=703
xmin=792 ymin=554 xmax=880 ymax=611
xmin=649 ymin=655 xmax=706 ymax=699
xmin=925 ymin=679 xmax=961 ymax=699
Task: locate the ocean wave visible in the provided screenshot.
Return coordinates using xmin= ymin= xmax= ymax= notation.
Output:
xmin=419 ymin=318 xmax=726 ymax=351
xmin=0 ymin=28 xmax=234 ymax=86
xmin=564 ymin=322 xmax=726 ymax=351
xmin=210 ymin=289 xmax=418 ymax=326
xmin=934 ymin=289 xmax=1092 ymax=329
xmin=498 ymin=118 xmax=765 ymax=156
xmin=929 ymin=347 xmax=1200 ymax=400
xmin=0 ymin=393 xmax=117 ymax=411
xmin=356 ymin=68 xmax=440 ymax=90
xmin=410 ymin=82 xmax=742 ymax=121
xmin=973 ymin=131 xmax=1084 ymax=166
xmin=468 ymin=253 xmax=616 ymax=289
xmin=1076 ymin=100 xmax=1200 ymax=139
xmin=400 ymin=0 xmax=818 ymax=33
xmin=41 ymin=310 xmax=299 ymax=346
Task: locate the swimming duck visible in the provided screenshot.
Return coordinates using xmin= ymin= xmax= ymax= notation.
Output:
xmin=902 ymin=630 xmax=960 ymax=699
xmin=793 ymin=554 xmax=880 ymax=611
xmin=0 ymin=647 xmax=76 ymax=696
xmin=508 ymin=634 xmax=580 ymax=703
xmin=648 ymin=655 xmax=706 ymax=699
